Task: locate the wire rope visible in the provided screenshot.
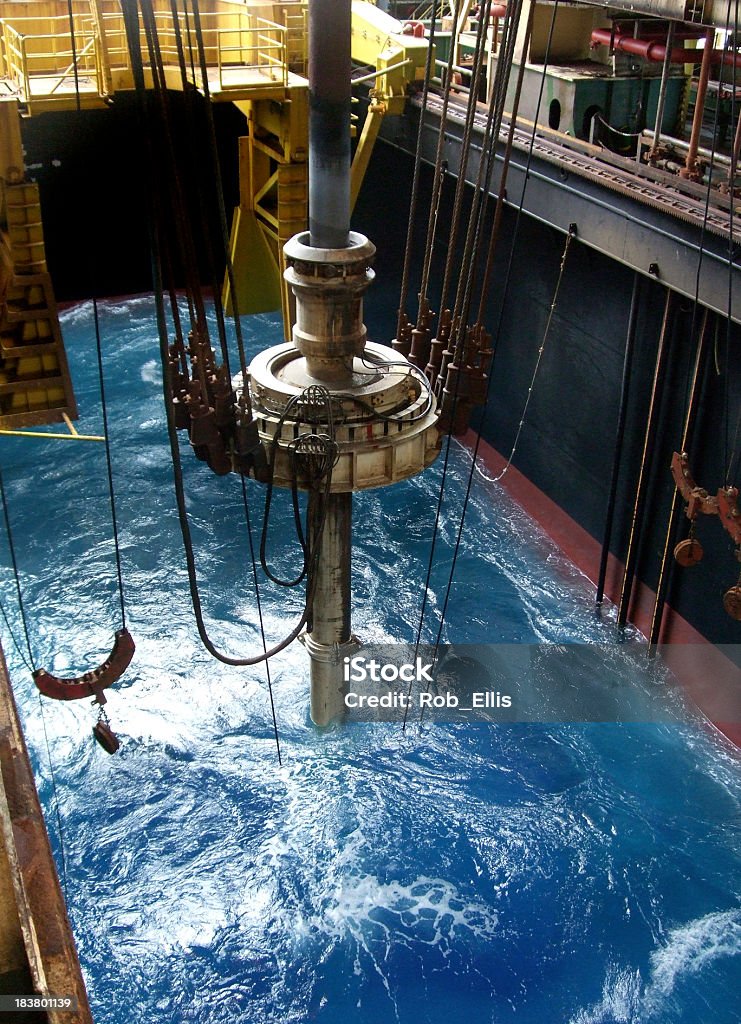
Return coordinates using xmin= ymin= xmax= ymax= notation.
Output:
xmin=449 ymin=0 xmax=525 ymax=342
xmin=476 ymin=1 xmax=535 ymax=323
xmin=397 ymin=10 xmax=438 ymax=336
xmin=188 ymin=0 xmax=251 ymax=383
xmin=649 ymin=308 xmax=710 ymax=646
xmin=240 ymin=475 xmax=282 ymax=765
xmin=480 ymin=0 xmax=561 ymax=383
xmin=403 ymin=3 xmax=527 ymax=726
xmin=0 ymin=467 xmax=34 ymax=670
xmin=93 ymin=299 xmax=127 ymax=630
xmin=64 ymin=0 xmax=81 ymax=113
xmin=152 ymin=252 xmax=320 ymax=667
xmin=404 ymin=2 xmax=563 ymax=718
xmin=418 ymin=0 xmax=466 ymax=309
xmin=490 ymin=229 xmax=574 ymax=483
xmin=436 ymin=4 xmax=492 ymax=316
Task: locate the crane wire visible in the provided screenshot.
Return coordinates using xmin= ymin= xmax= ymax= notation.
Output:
xmin=437 ymin=4 xmax=492 ymax=316
xmin=119 ymin=0 xmax=308 ymax=782
xmin=397 ymin=9 xmax=438 ymax=336
xmin=408 ymin=0 xmax=562 ymax=706
xmin=404 ymin=2 xmax=528 ymax=724
xmin=489 ymin=229 xmax=574 ymax=484
xmin=418 ymin=0 xmax=466 ymax=309
xmin=479 ymin=0 xmax=561 ymax=386
xmin=449 ymin=0 xmax=525 ymax=343
xmin=406 ymin=4 xmax=489 ymax=658
xmin=93 ymin=298 xmax=127 ymax=630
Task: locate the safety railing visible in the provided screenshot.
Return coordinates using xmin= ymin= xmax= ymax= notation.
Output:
xmin=168 ymin=10 xmax=288 ymax=91
xmin=0 ymin=13 xmax=105 ymax=108
xmin=282 ymin=5 xmax=308 ymax=75
xmin=101 ymin=5 xmax=288 ymax=92
xmin=0 ymin=5 xmax=291 ymax=107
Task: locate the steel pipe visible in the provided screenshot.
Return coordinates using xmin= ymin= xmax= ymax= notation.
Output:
xmin=307 ymin=492 xmax=353 ymax=726
xmin=681 ymin=29 xmax=715 ymax=179
xmin=591 ymin=28 xmax=741 ymax=68
xmin=309 ymin=0 xmax=352 ymax=249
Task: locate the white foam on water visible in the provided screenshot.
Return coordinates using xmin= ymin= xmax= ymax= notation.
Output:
xmin=571 ymin=909 xmax=741 ymax=1023
xmin=309 ymin=873 xmax=498 ymax=950
xmin=646 ymin=908 xmax=741 ymax=1002
xmin=140 ymin=359 xmax=162 ymax=384
xmin=570 ymin=966 xmax=642 ymax=1023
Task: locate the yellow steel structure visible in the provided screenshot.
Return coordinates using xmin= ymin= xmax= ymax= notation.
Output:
xmin=0 ymin=1 xmax=308 ymax=113
xmin=224 ymin=86 xmax=309 ymax=331
xmin=349 ymin=2 xmax=433 ymax=209
xmin=0 ymin=97 xmax=77 ymax=429
xmin=0 ymin=0 xmax=429 ymax=350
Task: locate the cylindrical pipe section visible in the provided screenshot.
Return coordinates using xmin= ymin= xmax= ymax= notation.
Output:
xmin=682 ymin=30 xmax=715 ymax=179
xmin=283 ymin=232 xmax=376 ymax=381
xmin=308 ymin=492 xmax=352 ymax=726
xmin=650 ymin=22 xmax=675 ymax=155
xmin=591 ymin=28 xmax=741 ymax=68
xmin=309 ymin=0 xmax=351 ymax=249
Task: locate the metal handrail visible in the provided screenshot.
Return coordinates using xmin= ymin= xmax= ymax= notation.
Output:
xmin=0 ymin=14 xmax=100 ymax=103
xmin=0 ymin=5 xmax=290 ymax=103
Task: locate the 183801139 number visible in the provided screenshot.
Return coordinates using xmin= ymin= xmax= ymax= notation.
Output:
xmin=0 ymin=995 xmax=79 ymax=1013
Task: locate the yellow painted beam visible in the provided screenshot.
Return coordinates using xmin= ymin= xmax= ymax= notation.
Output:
xmin=351 ymin=98 xmax=385 ymax=212
xmin=0 ymin=100 xmax=23 ymax=182
xmin=223 ymin=205 xmax=283 ymax=316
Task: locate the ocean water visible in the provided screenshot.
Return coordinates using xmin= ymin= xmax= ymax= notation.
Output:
xmin=0 ymin=296 xmax=739 ymax=1024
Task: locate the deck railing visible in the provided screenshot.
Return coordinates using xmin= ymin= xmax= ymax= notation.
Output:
xmin=0 ymin=3 xmax=290 ymax=107
xmin=0 ymin=13 xmax=105 ymax=108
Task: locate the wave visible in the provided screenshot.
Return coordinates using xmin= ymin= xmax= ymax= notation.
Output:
xmin=572 ymin=908 xmax=741 ymax=1023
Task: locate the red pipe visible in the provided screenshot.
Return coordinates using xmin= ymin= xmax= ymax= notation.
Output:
xmin=591 ymin=28 xmax=741 ymax=68
xmin=474 ymin=4 xmax=508 ymax=17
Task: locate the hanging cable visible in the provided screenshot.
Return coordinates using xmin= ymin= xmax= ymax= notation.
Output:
xmin=490 ymin=228 xmax=574 ymax=483
xmin=64 ymin=0 xmax=81 ymax=113
xmin=405 ymin=3 xmax=568 ymax=716
xmin=187 ymin=0 xmax=251 ymax=382
xmin=724 ymin=0 xmax=739 ymax=486
xmin=617 ymin=290 xmax=674 ymax=628
xmin=429 ymin=229 xmax=574 ymax=664
xmin=0 ymin=596 xmax=33 ymax=675
xmin=417 ymin=0 xmax=466 ymax=310
xmin=481 ymin=0 xmax=561 ymax=383
xmin=596 ymin=273 xmax=641 ymax=609
xmin=649 ymin=308 xmax=710 ymax=647
xmin=123 ymin=1 xmax=304 ymax=670
xmin=475 ymin=1 xmax=535 ymax=324
xmin=397 ymin=11 xmax=437 ymax=337
xmin=240 ymin=476 xmax=281 ymax=765
xmin=453 ymin=0 xmax=525 ymax=335
xmin=93 ymin=298 xmax=127 ymax=630
xmin=404 ymin=2 xmax=528 ymax=726
xmin=154 ymin=253 xmax=331 ymax=666
xmin=437 ymin=4 xmax=492 ymax=317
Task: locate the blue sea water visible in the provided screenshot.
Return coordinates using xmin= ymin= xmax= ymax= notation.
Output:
xmin=0 ymin=296 xmax=739 ymax=1024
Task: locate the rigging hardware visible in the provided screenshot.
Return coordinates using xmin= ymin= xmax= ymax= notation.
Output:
xmin=671 ymin=451 xmax=741 ymax=619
